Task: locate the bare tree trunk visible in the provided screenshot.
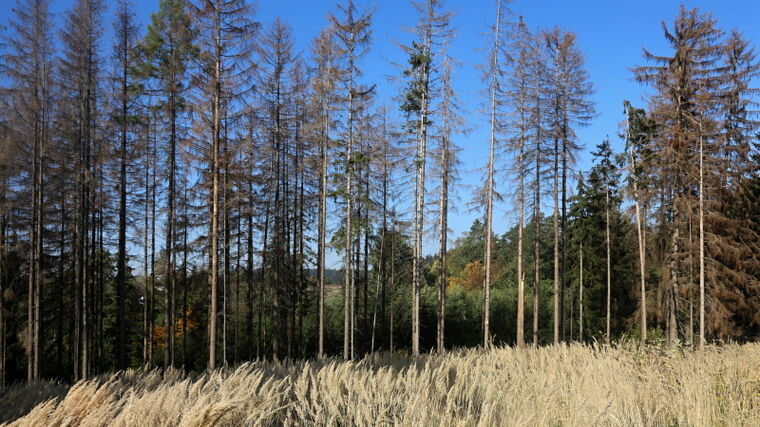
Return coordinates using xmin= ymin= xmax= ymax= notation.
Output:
xmin=148 ymin=202 xmax=154 ymax=367
xmin=0 ymin=192 xmax=6 ymax=388
xmin=628 ymin=139 xmax=648 ymax=342
xmin=533 ymin=147 xmax=541 ymax=347
xmin=317 ymin=101 xmax=328 ymax=358
xmin=532 ymin=67 xmax=543 ymax=347
xmin=351 ymin=221 xmax=357 ymax=359
xmin=698 ymin=133 xmax=705 ymax=348
xmin=668 ymin=220 xmax=680 ymax=347
xmin=411 ymin=98 xmax=428 ymax=355
xmin=378 ymin=133 xmax=389 ymax=352
xmin=553 ymin=136 xmax=560 ymax=345
xmin=605 ymin=180 xmax=611 ymax=344
xmin=222 ymin=127 xmax=230 ymax=366
xmin=207 ymin=12 xmax=223 ymax=368
xmin=82 ymin=165 xmax=89 ymax=380
xmin=561 ymin=135 xmax=568 ymax=342
xmin=56 ymin=199 xmax=65 ymax=373
xmin=143 ymin=124 xmax=150 ymax=365
xmin=182 ymin=186 xmax=189 ymax=367
xmin=149 ymin=132 xmax=157 ymax=366
xmin=481 ymin=0 xmax=502 ymax=349
xmin=389 ymin=224 xmax=396 ymax=353
xmin=28 ymin=116 xmax=40 ymax=381
xmin=208 ymin=106 xmax=219 ymax=369
xmin=579 ymin=241 xmax=583 ymax=342
xmin=235 ymin=207 xmax=242 ymax=364
xmin=165 ymin=90 xmax=177 ymax=368
xmin=438 ymin=138 xmax=449 ymax=352
xmin=516 ymin=128 xmax=525 ymax=348
xmin=115 ymin=15 xmax=130 ymax=370
xmin=35 ymin=137 xmax=43 ymax=381
xmin=411 ymin=15 xmax=432 ymax=356
xmin=344 ymin=90 xmax=354 ymax=361
xmin=246 ymin=175 xmax=254 ymax=360
xmin=362 ymin=168 xmax=369 ymax=349
xmin=97 ymin=196 xmax=105 ymax=373
xmin=371 ymin=196 xmax=386 ymax=354
xmin=258 ymin=188 xmax=271 ymax=359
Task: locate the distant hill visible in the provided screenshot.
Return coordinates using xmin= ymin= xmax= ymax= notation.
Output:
xmin=305 ymin=268 xmax=343 ymax=285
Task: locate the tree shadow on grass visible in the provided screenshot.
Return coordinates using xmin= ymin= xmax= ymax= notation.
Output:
xmin=0 ymin=380 xmax=70 ymax=424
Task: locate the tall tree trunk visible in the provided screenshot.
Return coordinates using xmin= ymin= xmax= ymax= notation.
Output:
xmin=98 ymin=196 xmax=105 ymax=372
xmin=143 ymin=123 xmax=151 ymax=366
xmin=363 ymin=177 xmax=369 ymax=352
xmin=208 ymin=17 xmax=223 ymax=367
xmin=28 ymin=114 xmax=39 ymax=381
xmin=579 ymin=241 xmax=583 ymax=342
xmin=0 ymin=192 xmax=6 ymax=388
xmin=668 ymin=222 xmax=680 ymax=347
xmin=380 ymin=144 xmax=389 ymax=351
xmin=533 ymin=148 xmax=541 ymax=346
xmin=553 ymin=136 xmax=560 ymax=345
xmin=533 ymin=70 xmax=543 ymax=347
xmin=317 ymin=101 xmax=328 ymax=358
xmin=344 ymin=90 xmax=354 ymax=360
xmin=235 ymin=208 xmax=242 ymax=364
xmin=222 ymin=126 xmax=229 ymax=366
xmin=483 ymin=1 xmax=500 ymax=347
xmin=116 ymin=23 xmax=130 ymax=370
xmin=57 ymin=198 xmax=65 ymax=373
xmin=438 ymin=135 xmax=449 ymax=352
xmin=628 ymin=137 xmax=648 ymax=342
xmin=389 ymin=224 xmax=396 ymax=353
xmin=246 ymin=175 xmax=254 ymax=360
xmin=605 ymin=180 xmax=611 ymax=344
xmin=698 ymin=132 xmax=705 ymax=348
xmin=411 ymin=23 xmax=431 ymax=357
xmin=208 ymin=90 xmax=220 ymax=371
xmin=149 ymin=131 xmax=157 ymax=366
xmin=165 ymin=91 xmax=177 ymax=368
xmin=182 ymin=186 xmax=189 ymax=368
xmin=561 ymin=134 xmax=568 ymax=341
xmin=298 ymin=150 xmax=306 ymax=359
xmin=258 ymin=180 xmax=272 ymax=359
xmin=516 ymin=125 xmax=525 ymax=348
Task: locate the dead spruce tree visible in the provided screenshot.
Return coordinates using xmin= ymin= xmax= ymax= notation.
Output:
xmin=59 ymin=0 xmax=106 ymax=379
xmin=634 ymin=6 xmax=724 ymax=346
xmin=479 ymin=0 xmax=506 ymax=348
xmin=329 ymin=0 xmax=373 ymax=360
xmin=140 ymin=0 xmax=196 ymax=367
xmin=190 ymin=0 xmax=256 ymax=370
xmin=2 ymin=0 xmax=55 ymax=381
xmin=505 ymin=17 xmax=539 ymax=347
xmin=544 ymin=28 xmax=594 ymax=344
xmin=111 ymin=0 xmax=140 ymax=372
xmin=310 ymin=26 xmax=340 ymax=358
xmin=432 ymin=42 xmax=462 ymax=352
xmin=400 ymin=0 xmax=452 ymax=354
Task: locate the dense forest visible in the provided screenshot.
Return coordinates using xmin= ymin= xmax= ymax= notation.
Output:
xmin=0 ymin=0 xmax=759 ymax=387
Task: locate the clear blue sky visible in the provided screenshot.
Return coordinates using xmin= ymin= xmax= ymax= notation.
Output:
xmin=2 ymin=0 xmax=759 ymax=267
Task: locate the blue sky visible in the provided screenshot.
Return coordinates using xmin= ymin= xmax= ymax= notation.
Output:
xmin=2 ymin=0 xmax=759 ymax=267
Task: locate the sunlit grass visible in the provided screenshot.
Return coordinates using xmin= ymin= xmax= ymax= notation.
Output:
xmin=3 ymin=342 xmax=759 ymax=426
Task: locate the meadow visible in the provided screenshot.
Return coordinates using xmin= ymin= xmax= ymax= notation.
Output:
xmin=1 ymin=342 xmax=759 ymax=426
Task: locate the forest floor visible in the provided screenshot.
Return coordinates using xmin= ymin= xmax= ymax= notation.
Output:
xmin=1 ymin=342 xmax=759 ymax=426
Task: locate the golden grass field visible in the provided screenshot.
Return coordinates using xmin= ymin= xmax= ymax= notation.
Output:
xmin=1 ymin=342 xmax=759 ymax=426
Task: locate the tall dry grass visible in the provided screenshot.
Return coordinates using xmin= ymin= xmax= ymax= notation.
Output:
xmin=2 ymin=343 xmax=759 ymax=426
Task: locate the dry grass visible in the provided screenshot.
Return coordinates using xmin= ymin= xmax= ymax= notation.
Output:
xmin=2 ymin=343 xmax=760 ymax=426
